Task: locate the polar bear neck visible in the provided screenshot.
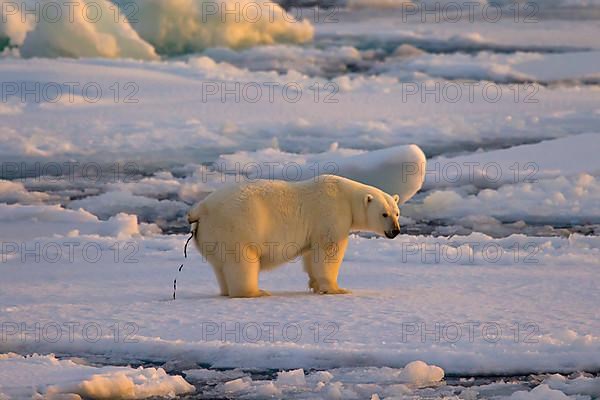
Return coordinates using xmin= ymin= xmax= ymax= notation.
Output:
xmin=349 ymin=195 xmax=368 ymax=232
xmin=326 ymin=175 xmax=370 ymax=232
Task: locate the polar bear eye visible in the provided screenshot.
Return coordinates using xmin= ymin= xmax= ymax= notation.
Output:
xmin=382 ymin=213 xmax=388 ymax=218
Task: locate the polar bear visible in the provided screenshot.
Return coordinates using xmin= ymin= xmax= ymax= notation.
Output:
xmin=187 ymin=175 xmax=401 ymax=298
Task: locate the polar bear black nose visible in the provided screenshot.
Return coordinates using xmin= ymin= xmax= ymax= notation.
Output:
xmin=385 ymin=229 xmax=400 ymax=239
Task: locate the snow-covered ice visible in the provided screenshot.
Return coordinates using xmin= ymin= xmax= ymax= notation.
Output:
xmin=1 ymin=198 xmax=600 ymax=372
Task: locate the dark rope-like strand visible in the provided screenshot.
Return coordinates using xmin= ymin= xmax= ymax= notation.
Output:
xmin=173 ymin=227 xmax=195 ymax=300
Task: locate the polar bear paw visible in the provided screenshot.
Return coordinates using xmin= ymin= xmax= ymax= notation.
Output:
xmin=318 ymin=287 xmax=351 ymax=295
xmin=228 ymin=289 xmax=271 ymax=298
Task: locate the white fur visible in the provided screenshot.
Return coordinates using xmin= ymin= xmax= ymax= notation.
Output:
xmin=187 ymin=175 xmax=401 ymax=298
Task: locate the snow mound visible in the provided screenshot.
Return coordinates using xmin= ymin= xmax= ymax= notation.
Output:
xmin=507 ymin=384 xmax=573 ymax=400
xmin=403 ymin=134 xmax=600 ymax=233
xmin=0 ymin=0 xmax=34 ymax=46
xmin=5 ymin=0 xmax=314 ymax=58
xmin=68 ymin=190 xmax=188 ymax=226
xmin=424 ymin=133 xmax=600 ymax=191
xmin=0 ymin=353 xmax=195 ymax=399
xmin=113 ymin=0 xmax=314 ymax=55
xmin=0 ymin=204 xmax=149 ymax=241
xmin=0 ymin=180 xmax=53 ymax=204
xmin=333 ymin=144 xmax=426 ymax=204
xmin=409 ymin=173 xmax=600 ymax=224
xmin=20 ymin=0 xmax=157 ymax=59
xmin=398 ymin=360 xmax=445 ymax=385
xmin=544 ymin=373 xmax=600 ymax=397
xmin=215 ymin=144 xmax=427 ymax=204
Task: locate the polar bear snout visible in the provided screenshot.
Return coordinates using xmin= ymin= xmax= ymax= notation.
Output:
xmin=385 ymin=227 xmax=400 ymax=239
xmin=384 ymin=219 xmax=401 ymax=239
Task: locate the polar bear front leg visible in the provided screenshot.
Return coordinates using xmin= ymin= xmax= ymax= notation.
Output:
xmin=222 ymin=257 xmax=270 ymax=298
xmin=311 ymin=237 xmax=350 ymax=295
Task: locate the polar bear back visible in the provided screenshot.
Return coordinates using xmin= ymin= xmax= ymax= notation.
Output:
xmin=195 ymin=176 xmax=354 ymax=248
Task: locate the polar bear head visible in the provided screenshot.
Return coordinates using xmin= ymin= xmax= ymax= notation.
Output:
xmin=363 ymin=191 xmax=401 ymax=239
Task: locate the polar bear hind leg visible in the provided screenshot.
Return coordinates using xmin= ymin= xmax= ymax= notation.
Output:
xmin=222 ymin=256 xmax=271 ymax=298
xmin=211 ymin=265 xmax=229 ymax=296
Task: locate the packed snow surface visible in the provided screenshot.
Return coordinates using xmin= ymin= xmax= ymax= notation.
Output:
xmin=1 ymin=198 xmax=600 ymax=376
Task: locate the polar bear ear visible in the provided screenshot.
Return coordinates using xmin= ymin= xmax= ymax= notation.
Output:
xmin=393 ymin=194 xmax=400 ymax=204
xmin=364 ymin=194 xmax=373 ymax=206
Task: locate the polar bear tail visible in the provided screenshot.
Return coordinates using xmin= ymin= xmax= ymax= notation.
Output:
xmin=187 ymin=212 xmax=200 ymax=224
xmin=187 ymin=202 xmax=207 ymax=224
xmin=184 ymin=223 xmax=197 ymax=258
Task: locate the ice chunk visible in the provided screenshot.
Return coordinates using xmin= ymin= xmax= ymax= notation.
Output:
xmin=0 ymin=0 xmax=34 ymax=46
xmin=276 ymin=369 xmax=307 ymax=386
xmin=398 ymin=361 xmax=445 ymax=386
xmin=508 ymin=384 xmax=572 ymax=400
xmin=223 ymin=377 xmax=252 ymax=393
xmin=20 ymin=0 xmax=158 ymax=59
xmin=113 ymin=0 xmax=314 ymax=55
xmin=0 ymin=353 xmax=195 ymax=399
